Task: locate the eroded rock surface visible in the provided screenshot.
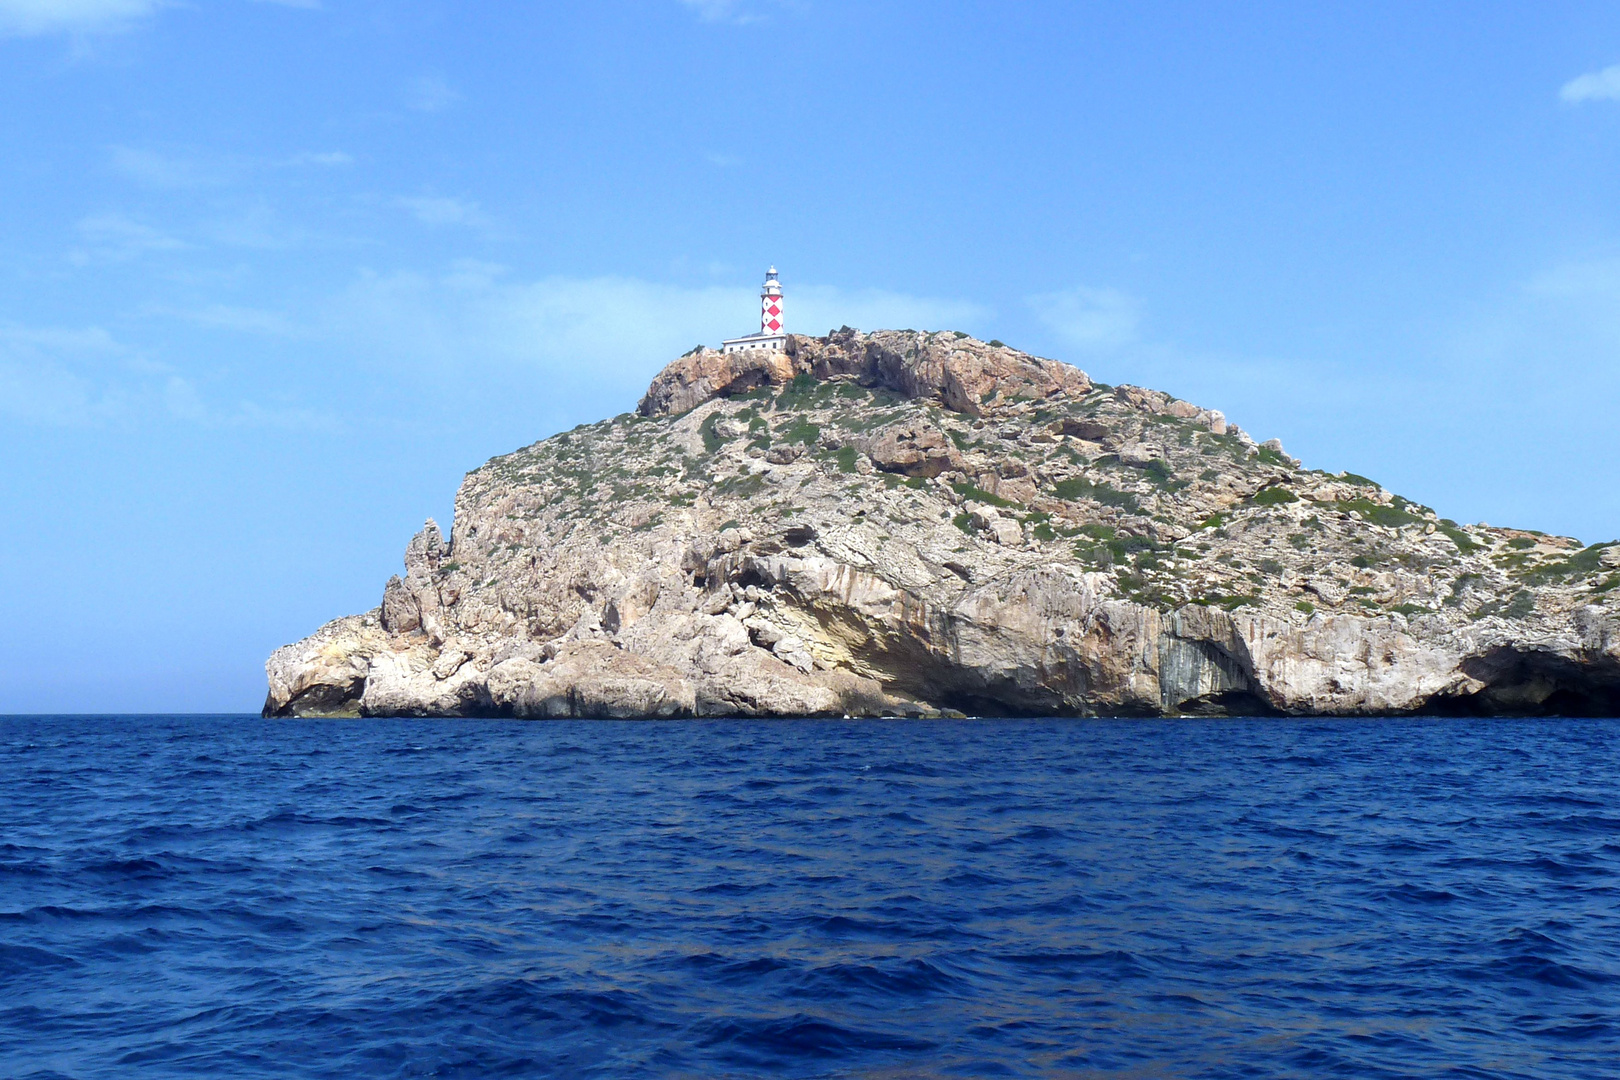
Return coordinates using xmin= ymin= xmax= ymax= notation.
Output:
xmin=266 ymin=329 xmax=1620 ymax=718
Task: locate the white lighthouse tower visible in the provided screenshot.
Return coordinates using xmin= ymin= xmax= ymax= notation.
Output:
xmin=722 ymin=266 xmax=788 ymax=355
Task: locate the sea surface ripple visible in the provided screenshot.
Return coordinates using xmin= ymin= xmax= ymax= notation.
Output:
xmin=1 ymin=715 xmax=1617 ymax=1078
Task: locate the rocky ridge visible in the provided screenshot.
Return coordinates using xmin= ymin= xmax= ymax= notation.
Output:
xmin=266 ymin=328 xmax=1620 ymax=718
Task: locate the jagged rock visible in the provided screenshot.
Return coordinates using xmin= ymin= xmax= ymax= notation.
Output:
xmin=864 ymin=420 xmax=961 ymax=478
xmin=265 ymin=328 xmax=1620 ymax=719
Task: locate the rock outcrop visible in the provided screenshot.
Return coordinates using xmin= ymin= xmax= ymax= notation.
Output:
xmin=265 ymin=330 xmax=1620 ymax=718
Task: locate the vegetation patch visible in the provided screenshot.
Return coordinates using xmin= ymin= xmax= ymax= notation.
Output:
xmin=1511 ymin=541 xmax=1617 ymax=586
xmin=1436 ymin=520 xmax=1479 ymax=554
xmin=772 ymin=372 xmax=820 ymax=410
xmin=1336 ymin=498 xmax=1418 ymax=529
xmin=715 ymin=473 xmax=766 ymax=499
xmin=1191 ymin=593 xmax=1259 ymax=611
xmin=953 ymin=481 xmax=1017 ymax=508
xmin=1252 ymin=486 xmax=1299 ymax=507
xmin=1142 ymin=459 xmax=1181 ymax=489
xmin=1051 ymin=477 xmax=1141 ymax=512
xmin=782 ymin=418 xmax=822 ymax=446
xmin=1473 ymin=589 xmax=1535 ymax=620
xmin=700 ymin=413 xmax=726 ymax=454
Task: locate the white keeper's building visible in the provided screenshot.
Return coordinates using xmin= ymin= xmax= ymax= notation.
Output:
xmin=722 ymin=267 xmax=788 ymax=354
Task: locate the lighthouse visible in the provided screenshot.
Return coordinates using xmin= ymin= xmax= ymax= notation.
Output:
xmin=722 ymin=266 xmax=789 ymax=355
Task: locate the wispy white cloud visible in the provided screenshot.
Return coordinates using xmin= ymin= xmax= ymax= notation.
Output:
xmin=406 ymin=75 xmax=461 ymax=114
xmin=789 ymin=284 xmax=990 ymax=338
xmin=144 ymin=303 xmax=299 ymax=336
xmin=1560 ymin=64 xmax=1620 ymax=103
xmin=324 ymin=268 xmax=991 ymax=408
xmin=680 ymin=0 xmax=741 ymax=21
xmin=0 ymin=321 xmax=326 ymax=428
xmin=201 ymin=201 xmax=329 ymax=250
xmin=678 ymin=0 xmax=789 ymax=24
xmin=110 ymin=145 xmax=229 ymax=190
xmin=70 ymin=213 xmax=187 ymax=263
xmin=1028 ymin=285 xmax=1141 ymax=350
xmin=285 ymin=150 xmax=352 ymax=167
xmin=0 ymin=324 xmax=123 ymax=425
xmin=0 ymin=0 xmax=166 ymax=36
xmin=395 ymin=195 xmax=490 ymax=229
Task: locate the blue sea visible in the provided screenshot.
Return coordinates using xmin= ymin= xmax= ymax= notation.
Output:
xmin=2 ymin=716 xmax=1617 ymax=1079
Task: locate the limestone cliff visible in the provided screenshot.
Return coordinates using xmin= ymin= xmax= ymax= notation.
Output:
xmin=266 ymin=329 xmax=1620 ymax=718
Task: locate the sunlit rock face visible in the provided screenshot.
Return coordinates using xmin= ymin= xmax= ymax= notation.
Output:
xmin=265 ymin=329 xmax=1620 ymax=719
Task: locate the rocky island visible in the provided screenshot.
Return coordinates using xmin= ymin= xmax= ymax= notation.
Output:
xmin=266 ymin=329 xmax=1620 ymax=718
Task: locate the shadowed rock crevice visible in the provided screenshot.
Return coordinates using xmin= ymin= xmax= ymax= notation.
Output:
xmin=265 ymin=329 xmax=1620 ymax=719
xmin=1432 ymin=648 xmax=1620 ymax=717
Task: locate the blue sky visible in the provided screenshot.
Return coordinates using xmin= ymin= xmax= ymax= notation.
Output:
xmin=4 ymin=1 xmax=1620 ymax=712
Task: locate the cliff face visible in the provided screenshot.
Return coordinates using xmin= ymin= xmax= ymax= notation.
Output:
xmin=265 ymin=329 xmax=1620 ymax=718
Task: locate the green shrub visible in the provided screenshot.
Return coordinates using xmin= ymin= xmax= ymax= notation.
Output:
xmin=1336 ymin=498 xmax=1417 ymax=529
xmin=834 ymin=445 xmax=859 ymax=473
xmin=772 ymin=372 xmax=820 ymax=410
xmin=1295 ymin=600 xmax=1315 ymax=614
xmin=1507 ymin=536 xmax=1536 ymax=550
xmin=783 ymin=419 xmax=821 ymax=446
xmin=1191 ymin=594 xmax=1259 ymax=611
xmin=1106 ymin=535 xmax=1162 ymax=562
xmin=952 ymin=481 xmax=1017 ymax=508
xmin=988 ymin=339 xmax=1006 ymax=348
xmin=952 ymin=512 xmax=976 ymax=534
xmin=1252 ymin=486 xmax=1299 ymax=506
xmin=1051 ymin=477 xmax=1140 ymax=512
xmin=716 ymin=473 xmax=766 ymax=498
xmin=700 ymin=412 xmax=726 ymax=454
xmin=1437 ymin=522 xmax=1479 ymax=554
